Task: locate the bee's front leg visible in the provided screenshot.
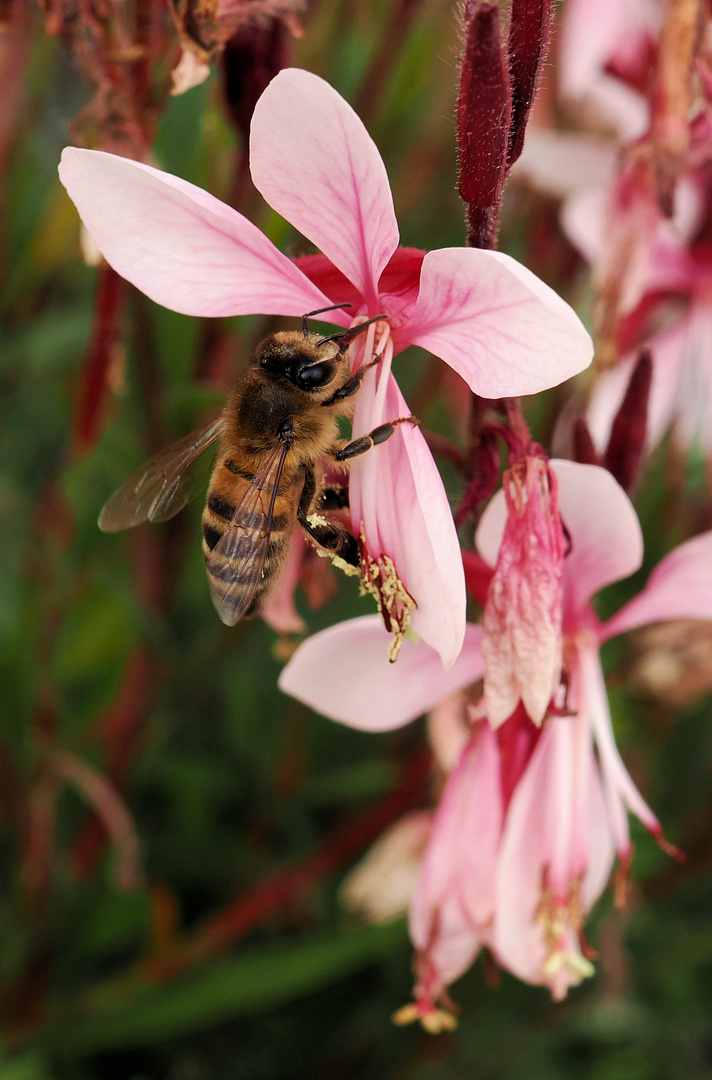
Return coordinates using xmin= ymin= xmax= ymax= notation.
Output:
xmin=334 ymin=415 xmax=420 ymax=462
xmin=320 ymin=356 xmax=381 ymax=407
xmin=297 ymin=466 xmax=359 ymax=567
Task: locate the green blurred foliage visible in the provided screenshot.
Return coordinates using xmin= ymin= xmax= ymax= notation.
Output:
xmin=0 ymin=1 xmax=710 ymax=1078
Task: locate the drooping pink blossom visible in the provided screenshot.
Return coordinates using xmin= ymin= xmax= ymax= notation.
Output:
xmin=281 ymin=460 xmax=712 ymax=1014
xmin=401 ymin=718 xmax=503 ymax=1032
xmin=59 ymin=68 xmax=592 ymax=668
xmin=481 ymin=453 xmax=565 ymax=727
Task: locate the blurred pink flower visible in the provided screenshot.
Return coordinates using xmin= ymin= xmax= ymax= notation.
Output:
xmin=59 ymin=68 xmax=592 ymax=668
xmin=340 ymin=811 xmax=433 ymax=927
xmin=558 ymin=0 xmax=663 ymax=138
xmin=588 ymin=239 xmax=712 ymax=455
xmin=282 ymin=460 xmax=712 ymax=1016
xmin=519 ymin=127 xmax=709 ymax=452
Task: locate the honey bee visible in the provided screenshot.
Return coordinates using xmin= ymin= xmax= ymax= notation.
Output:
xmin=98 ymin=306 xmax=416 ymax=626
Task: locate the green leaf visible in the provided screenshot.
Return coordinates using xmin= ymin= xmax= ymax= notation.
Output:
xmin=0 ymin=1050 xmax=53 ymax=1080
xmin=41 ymin=921 xmax=407 ymax=1055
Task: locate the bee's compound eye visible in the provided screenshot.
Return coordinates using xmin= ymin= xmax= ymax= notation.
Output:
xmin=296 ymin=363 xmax=331 ymax=389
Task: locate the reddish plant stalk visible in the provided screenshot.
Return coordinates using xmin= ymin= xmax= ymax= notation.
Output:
xmin=72 ymin=264 xmax=127 ymax=452
xmin=141 ymin=750 xmax=432 ymax=981
xmin=603 ymin=349 xmax=652 ymax=492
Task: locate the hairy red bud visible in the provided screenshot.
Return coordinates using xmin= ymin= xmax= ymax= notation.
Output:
xmin=458 ymin=2 xmax=512 ymax=248
xmin=506 ymin=0 xmax=552 ymax=168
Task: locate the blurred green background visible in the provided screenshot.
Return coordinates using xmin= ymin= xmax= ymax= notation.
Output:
xmin=0 ymin=0 xmax=711 ymax=1076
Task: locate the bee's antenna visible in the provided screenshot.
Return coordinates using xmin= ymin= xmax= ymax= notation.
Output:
xmin=316 ymin=313 xmax=386 ymax=348
xmin=301 ymin=303 xmax=352 ymax=337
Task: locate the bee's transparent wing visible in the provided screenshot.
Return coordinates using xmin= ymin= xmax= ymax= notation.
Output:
xmin=206 ymin=440 xmax=291 ymax=626
xmin=98 ymin=419 xmax=222 ymax=532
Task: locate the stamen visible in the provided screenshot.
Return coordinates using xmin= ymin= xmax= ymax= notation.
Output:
xmin=392 ymin=1001 xmax=458 ymax=1034
xmin=358 ymin=527 xmax=418 ymax=662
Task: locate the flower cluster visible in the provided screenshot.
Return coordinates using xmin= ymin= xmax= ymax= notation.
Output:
xmin=282 ymin=460 xmax=712 ymax=1024
xmin=58 ymin=7 xmax=712 ymax=1031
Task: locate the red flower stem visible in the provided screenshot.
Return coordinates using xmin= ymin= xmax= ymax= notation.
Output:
xmin=353 ymin=0 xmax=425 ymax=125
xmin=69 ymin=646 xmax=161 ymax=880
xmin=141 ymin=749 xmax=432 ymax=982
xmin=603 ymin=349 xmax=652 ymax=492
xmin=72 ymin=264 xmax=127 ymax=452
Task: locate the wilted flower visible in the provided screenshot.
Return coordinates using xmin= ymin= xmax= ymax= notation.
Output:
xmin=481 ymin=452 xmax=565 ymax=727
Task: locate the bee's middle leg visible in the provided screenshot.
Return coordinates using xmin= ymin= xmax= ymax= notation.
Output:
xmin=297 ymin=466 xmax=359 ymax=567
xmin=334 ymin=416 xmax=420 ymax=462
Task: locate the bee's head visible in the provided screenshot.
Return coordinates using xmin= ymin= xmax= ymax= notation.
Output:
xmin=255 ymin=333 xmax=343 ymax=394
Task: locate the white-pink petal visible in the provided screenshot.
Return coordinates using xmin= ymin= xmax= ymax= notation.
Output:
xmin=250 ymin=68 xmax=399 ymax=311
xmin=580 ymin=646 xmax=661 ymax=836
xmin=493 ymin=713 xmax=615 ymax=992
xmin=278 ymin=616 xmax=485 ymax=732
xmin=59 ymin=148 xmax=330 ymax=318
xmin=260 ymin=530 xmax=308 ymax=635
xmin=601 ymin=530 xmax=712 ymax=642
xmin=514 ymin=130 xmax=617 ymax=199
xmin=350 ymin=369 xmax=466 ymax=668
xmin=402 ymin=248 xmax=593 ymax=398
xmin=553 ymin=461 xmax=644 ymax=619
xmin=410 ymin=725 xmax=502 ymax=987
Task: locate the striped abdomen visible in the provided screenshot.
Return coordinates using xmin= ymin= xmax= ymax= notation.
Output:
xmin=201 ymin=452 xmax=300 ymax=625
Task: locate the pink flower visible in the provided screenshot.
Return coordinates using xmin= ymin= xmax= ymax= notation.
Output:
xmin=588 ymin=241 xmax=712 ymax=455
xmin=58 ymin=68 xmax=592 ymax=668
xmin=340 ymin=811 xmax=434 ymax=927
xmin=281 ymin=460 xmax=712 ymax=1012
xmin=481 ymin=453 xmax=565 ymax=727
xmin=402 ymin=718 xmax=503 ymax=1032
xmin=558 ymin=0 xmax=663 ymax=138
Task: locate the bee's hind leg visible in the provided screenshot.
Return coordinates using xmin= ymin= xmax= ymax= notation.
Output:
xmin=297 ymin=467 xmax=359 ymax=567
xmin=334 ymin=415 xmax=419 ymax=462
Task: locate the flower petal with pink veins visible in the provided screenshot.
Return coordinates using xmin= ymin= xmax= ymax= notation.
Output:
xmin=58 ymin=148 xmax=329 ymax=318
xmin=601 ymin=530 xmax=712 ymax=642
xmin=278 ymin=617 xmax=485 ymax=732
xmin=402 ymin=248 xmax=593 ymax=398
xmin=250 ymin=68 xmax=399 ymax=311
xmin=349 ymin=371 xmax=466 ymax=668
xmin=477 ymin=461 xmax=643 ymax=623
